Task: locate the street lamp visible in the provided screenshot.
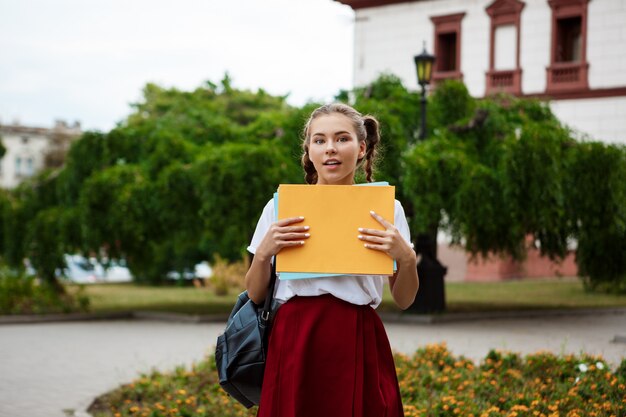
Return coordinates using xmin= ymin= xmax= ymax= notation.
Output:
xmin=410 ymin=44 xmax=447 ymax=314
xmin=413 ymin=44 xmax=435 ymax=140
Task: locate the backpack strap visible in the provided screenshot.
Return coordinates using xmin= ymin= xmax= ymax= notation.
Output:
xmin=260 ymin=257 xmax=276 ymax=323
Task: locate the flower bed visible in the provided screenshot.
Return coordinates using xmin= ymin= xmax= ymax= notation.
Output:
xmin=88 ymin=344 xmax=626 ymax=417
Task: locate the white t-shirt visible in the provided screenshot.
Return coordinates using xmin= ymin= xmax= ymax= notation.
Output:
xmin=247 ymin=198 xmax=412 ymax=309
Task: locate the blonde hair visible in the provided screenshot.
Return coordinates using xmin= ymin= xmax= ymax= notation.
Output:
xmin=301 ymin=103 xmax=381 ymax=184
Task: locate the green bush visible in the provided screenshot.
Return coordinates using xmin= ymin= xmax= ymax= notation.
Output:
xmin=87 ymin=343 xmax=625 ymax=417
xmin=0 ymin=267 xmax=90 ymax=314
xmin=565 ymin=142 xmax=626 ymax=293
xmin=428 ymin=79 xmax=476 ymax=129
xmin=208 ymin=255 xmax=248 ymax=296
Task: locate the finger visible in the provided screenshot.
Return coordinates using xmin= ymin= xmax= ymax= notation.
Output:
xmin=363 ymin=242 xmax=388 ymax=252
xmin=279 ymin=232 xmax=310 ymax=240
xmin=278 ymin=240 xmax=306 ymax=247
xmin=370 ymin=211 xmax=393 ymax=229
xmin=276 ymin=217 xmax=305 ymax=227
xmin=358 ymin=227 xmax=387 ymax=237
xmin=358 ymin=235 xmax=387 ymax=244
xmin=278 ymin=225 xmax=310 ymax=233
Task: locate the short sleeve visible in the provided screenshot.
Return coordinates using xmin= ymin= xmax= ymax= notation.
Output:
xmin=247 ymin=199 xmax=275 ymax=254
xmin=394 ymin=200 xmax=413 ymax=247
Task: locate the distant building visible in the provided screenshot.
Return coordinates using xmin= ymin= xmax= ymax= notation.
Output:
xmin=336 ymin=0 xmax=626 ymax=144
xmin=0 ymin=119 xmax=82 ymax=189
xmin=335 ymin=0 xmax=603 ymax=280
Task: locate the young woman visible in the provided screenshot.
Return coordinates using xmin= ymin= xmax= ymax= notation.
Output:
xmin=245 ymin=103 xmax=419 ymax=417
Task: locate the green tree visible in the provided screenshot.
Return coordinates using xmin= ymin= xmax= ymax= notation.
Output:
xmin=194 ymin=140 xmax=299 ymax=262
xmin=0 ymin=189 xmax=10 ymax=258
xmin=3 ymin=74 xmax=624 ymax=295
xmin=403 ymin=80 xmax=626 ymax=294
xmin=2 ymin=76 xmax=304 ymax=287
xmin=565 ymin=142 xmax=626 ymax=292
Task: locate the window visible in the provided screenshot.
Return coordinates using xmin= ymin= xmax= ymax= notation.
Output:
xmin=494 ymin=25 xmax=516 ymax=69
xmin=438 ymin=33 xmax=458 ymax=72
xmin=25 ymin=158 xmax=34 ymax=177
xmin=556 ymin=16 xmax=582 ymax=62
xmin=15 ymin=156 xmax=35 ymax=177
xmin=431 ymin=13 xmax=465 ymax=84
xmin=485 ymin=0 xmax=525 ymax=95
xmin=546 ymin=0 xmax=589 ymax=93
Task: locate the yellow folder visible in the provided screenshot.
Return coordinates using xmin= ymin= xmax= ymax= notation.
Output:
xmin=276 ymin=184 xmax=395 ymax=275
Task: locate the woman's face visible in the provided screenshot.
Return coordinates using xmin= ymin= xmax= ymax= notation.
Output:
xmin=307 ymin=113 xmax=366 ymax=185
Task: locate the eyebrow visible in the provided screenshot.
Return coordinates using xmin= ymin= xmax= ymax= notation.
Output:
xmin=312 ymin=130 xmax=352 ymax=137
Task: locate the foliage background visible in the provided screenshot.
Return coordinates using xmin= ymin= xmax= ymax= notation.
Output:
xmin=1 ymin=75 xmax=625 ymax=293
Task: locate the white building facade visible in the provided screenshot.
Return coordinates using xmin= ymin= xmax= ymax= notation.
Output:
xmin=337 ymin=0 xmax=626 ymax=144
xmin=0 ymin=120 xmax=81 ymax=189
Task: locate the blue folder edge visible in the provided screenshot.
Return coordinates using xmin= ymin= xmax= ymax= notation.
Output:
xmin=276 ymin=182 xmax=397 ymax=280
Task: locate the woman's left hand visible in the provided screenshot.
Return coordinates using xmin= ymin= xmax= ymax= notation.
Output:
xmin=358 ymin=211 xmax=415 ymax=264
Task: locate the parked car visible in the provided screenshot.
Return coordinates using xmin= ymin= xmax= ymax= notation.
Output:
xmin=194 ymin=261 xmax=213 ymax=279
xmin=57 ymin=255 xmax=133 ymax=284
xmin=166 ymin=261 xmax=213 ymax=281
xmin=101 ymin=259 xmax=133 ymax=282
xmin=57 ymin=255 xmax=212 ymax=283
xmin=57 ymin=254 xmax=101 ymax=283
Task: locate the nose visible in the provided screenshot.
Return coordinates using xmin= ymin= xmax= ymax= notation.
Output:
xmin=325 ymin=140 xmax=337 ymax=154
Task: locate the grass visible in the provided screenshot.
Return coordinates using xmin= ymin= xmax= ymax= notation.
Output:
xmin=81 ymin=282 xmax=238 ymax=315
xmin=424 ymin=277 xmax=626 ymax=312
xmin=76 ymin=276 xmax=626 ymax=316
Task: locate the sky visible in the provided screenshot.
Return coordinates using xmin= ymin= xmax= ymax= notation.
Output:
xmin=0 ymin=0 xmax=355 ymax=131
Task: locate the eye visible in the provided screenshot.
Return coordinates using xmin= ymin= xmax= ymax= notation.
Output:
xmin=338 ymin=136 xmax=350 ymax=142
xmin=313 ymin=138 xmax=325 ymax=145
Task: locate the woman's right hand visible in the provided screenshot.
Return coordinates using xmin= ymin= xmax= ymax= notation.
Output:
xmin=255 ymin=217 xmax=309 ymax=261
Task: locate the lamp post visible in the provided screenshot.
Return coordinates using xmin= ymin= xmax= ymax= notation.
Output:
xmin=409 ymin=44 xmax=447 ymax=313
xmin=413 ymin=45 xmax=435 ymax=140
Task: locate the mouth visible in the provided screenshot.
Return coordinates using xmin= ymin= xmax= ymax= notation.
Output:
xmin=323 ymin=159 xmax=341 ymax=166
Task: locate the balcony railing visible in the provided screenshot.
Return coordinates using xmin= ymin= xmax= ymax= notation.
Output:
xmin=485 ymin=69 xmax=521 ymax=95
xmin=546 ymin=61 xmax=589 ymax=93
xmin=491 ymin=71 xmax=514 ymax=87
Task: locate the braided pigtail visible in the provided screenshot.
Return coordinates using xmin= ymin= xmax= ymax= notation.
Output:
xmin=362 ymin=116 xmax=381 ymax=183
xmin=301 ymin=145 xmax=318 ymax=185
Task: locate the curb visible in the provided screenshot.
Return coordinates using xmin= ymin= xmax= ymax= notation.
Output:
xmin=132 ymin=311 xmax=230 ymax=323
xmin=0 ymin=311 xmax=229 ymax=325
xmin=379 ymin=306 xmax=626 ymax=324
xmin=2 ymin=306 xmax=625 ymax=326
xmin=0 ymin=311 xmax=134 ymax=325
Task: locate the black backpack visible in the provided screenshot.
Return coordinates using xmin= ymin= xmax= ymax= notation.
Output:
xmin=215 ymin=260 xmax=277 ymax=408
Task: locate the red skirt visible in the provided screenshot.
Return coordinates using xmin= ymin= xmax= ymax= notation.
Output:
xmin=257 ymin=294 xmax=404 ymax=417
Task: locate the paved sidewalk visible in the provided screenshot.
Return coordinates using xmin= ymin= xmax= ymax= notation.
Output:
xmin=0 ymin=312 xmax=625 ymax=417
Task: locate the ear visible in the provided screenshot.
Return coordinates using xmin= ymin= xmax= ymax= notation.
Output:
xmin=358 ymin=140 xmax=367 ymax=159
